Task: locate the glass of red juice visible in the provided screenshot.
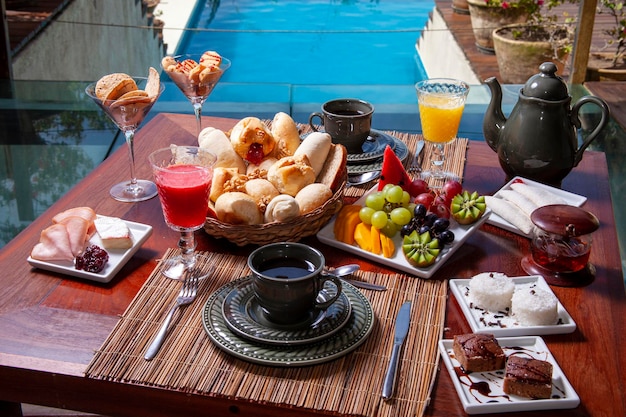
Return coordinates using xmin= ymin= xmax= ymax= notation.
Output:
xmin=149 ymin=146 xmax=216 ymax=280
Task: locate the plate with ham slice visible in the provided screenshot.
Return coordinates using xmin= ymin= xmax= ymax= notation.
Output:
xmin=27 ymin=210 xmax=152 ymax=283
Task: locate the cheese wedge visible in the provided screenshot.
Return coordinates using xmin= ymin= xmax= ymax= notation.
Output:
xmin=94 ymin=216 xmax=133 ymax=249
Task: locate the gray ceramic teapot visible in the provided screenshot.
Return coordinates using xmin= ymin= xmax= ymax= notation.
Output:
xmin=483 ymin=62 xmax=610 ymax=186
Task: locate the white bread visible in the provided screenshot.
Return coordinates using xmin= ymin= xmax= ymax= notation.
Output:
xmin=94 ymin=216 xmax=133 ymax=249
xmin=229 ymin=117 xmax=276 ymax=162
xmin=267 ymin=154 xmax=316 ymax=196
xmin=315 ymin=144 xmax=347 ymax=191
xmin=198 ymin=127 xmax=246 ymax=174
xmin=215 ymin=192 xmax=263 ymax=225
xmin=270 ymin=112 xmax=301 ymax=159
xmin=264 ymin=194 xmax=300 ymax=223
xmin=294 ymin=132 xmax=332 ymax=175
xmin=295 ymin=183 xmax=333 ymax=215
xmin=244 ymin=178 xmax=279 ymax=212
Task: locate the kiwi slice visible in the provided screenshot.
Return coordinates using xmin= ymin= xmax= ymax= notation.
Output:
xmin=402 ymin=230 xmax=440 ymax=268
xmin=450 ymin=191 xmax=487 ymax=225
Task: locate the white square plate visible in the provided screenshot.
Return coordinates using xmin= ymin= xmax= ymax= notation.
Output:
xmin=439 ymin=336 xmax=580 ymax=414
xmin=317 ymin=185 xmax=491 ymax=278
xmin=449 ymin=275 xmax=576 ymax=336
xmin=486 ymin=177 xmax=587 ymax=237
xmin=27 ymin=218 xmax=152 ymax=283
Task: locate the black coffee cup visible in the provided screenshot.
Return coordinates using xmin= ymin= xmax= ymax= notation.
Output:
xmin=248 ymin=242 xmax=342 ymax=325
xmin=308 ymin=98 xmax=374 ymax=154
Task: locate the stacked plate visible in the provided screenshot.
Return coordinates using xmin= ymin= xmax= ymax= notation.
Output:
xmin=345 ymin=129 xmax=409 ymax=175
xmin=202 ymin=276 xmax=375 ymax=366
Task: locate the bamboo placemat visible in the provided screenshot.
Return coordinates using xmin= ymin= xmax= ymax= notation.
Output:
xmin=86 ymin=251 xmax=447 ymax=417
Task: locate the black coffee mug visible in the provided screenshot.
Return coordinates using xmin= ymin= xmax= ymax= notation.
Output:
xmin=308 ymin=98 xmax=374 ymax=154
xmin=248 ymin=242 xmax=342 ymax=325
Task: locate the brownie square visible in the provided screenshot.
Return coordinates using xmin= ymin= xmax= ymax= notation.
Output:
xmin=503 ymin=355 xmax=553 ymax=399
xmin=452 ymin=333 xmax=505 ymax=372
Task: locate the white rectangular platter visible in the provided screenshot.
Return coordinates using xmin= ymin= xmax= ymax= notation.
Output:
xmin=486 ymin=176 xmax=587 ymax=237
xmin=317 ymin=186 xmax=491 ymax=278
xmin=27 ymin=219 xmax=152 ymax=283
xmin=439 ymin=336 xmax=580 ymax=414
xmin=449 ymin=275 xmax=576 ymax=336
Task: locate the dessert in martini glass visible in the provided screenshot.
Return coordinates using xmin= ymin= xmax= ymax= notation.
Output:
xmin=161 ymin=51 xmax=231 ymax=136
xmin=85 ymin=68 xmax=164 ymax=202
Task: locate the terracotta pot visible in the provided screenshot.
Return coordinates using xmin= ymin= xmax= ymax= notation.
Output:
xmin=467 ymin=0 xmax=529 ymax=54
xmin=493 ymin=24 xmax=569 ymax=84
xmin=586 ymin=52 xmax=626 ymax=81
xmin=452 ymin=0 xmax=470 ymax=15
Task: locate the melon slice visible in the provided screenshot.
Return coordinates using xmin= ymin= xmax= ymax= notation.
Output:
xmin=378 ymin=145 xmax=412 ymax=192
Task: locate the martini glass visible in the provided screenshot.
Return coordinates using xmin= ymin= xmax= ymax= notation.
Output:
xmin=85 ymin=77 xmax=164 ymax=202
xmin=415 ymin=78 xmax=469 ymax=187
xmin=149 ymin=146 xmax=216 ymax=280
xmin=161 ymin=54 xmax=231 ymax=136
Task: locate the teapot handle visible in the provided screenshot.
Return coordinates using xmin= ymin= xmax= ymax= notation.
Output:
xmin=571 ymin=96 xmax=610 ymax=166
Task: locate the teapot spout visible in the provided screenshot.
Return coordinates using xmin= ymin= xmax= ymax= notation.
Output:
xmin=483 ymin=77 xmax=507 ymax=152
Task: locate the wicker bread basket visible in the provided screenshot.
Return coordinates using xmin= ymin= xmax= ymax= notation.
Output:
xmin=203 ymin=147 xmax=347 ymax=247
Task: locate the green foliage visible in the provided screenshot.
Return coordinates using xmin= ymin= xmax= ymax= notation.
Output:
xmin=597 ymin=0 xmax=626 ymax=65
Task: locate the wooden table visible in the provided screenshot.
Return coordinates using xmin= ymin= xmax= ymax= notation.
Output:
xmin=0 ymin=114 xmax=624 ymax=417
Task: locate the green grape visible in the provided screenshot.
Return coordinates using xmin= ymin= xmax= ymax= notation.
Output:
xmin=359 ymin=206 xmax=376 ymax=225
xmin=386 ymin=185 xmax=404 ymax=204
xmin=371 ymin=210 xmax=388 ymax=229
xmin=381 ymin=219 xmax=398 ymax=237
xmin=381 ymin=183 xmax=395 ymax=195
xmin=365 ymin=192 xmax=385 ymax=211
xmin=401 ymin=191 xmax=411 ymax=207
xmin=390 ymin=207 xmax=412 ymax=226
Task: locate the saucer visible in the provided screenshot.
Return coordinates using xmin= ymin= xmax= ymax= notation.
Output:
xmin=203 ymin=278 xmax=375 ymax=367
xmin=346 ymin=129 xmax=397 ymax=163
xmin=222 ymin=276 xmax=352 ymax=346
xmin=347 ymin=136 xmax=408 ymax=175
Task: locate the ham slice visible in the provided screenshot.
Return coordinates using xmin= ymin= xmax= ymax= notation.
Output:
xmin=53 ymin=207 xmax=97 ymax=237
xmin=30 ymin=224 xmax=74 ymax=262
xmin=56 ymin=216 xmax=90 ymax=256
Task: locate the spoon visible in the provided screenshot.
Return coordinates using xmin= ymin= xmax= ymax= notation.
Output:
xmin=325 ymin=264 xmax=387 ymax=291
xmin=347 ymin=170 xmax=380 ymax=186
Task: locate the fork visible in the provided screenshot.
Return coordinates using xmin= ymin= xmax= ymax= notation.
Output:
xmin=144 ymin=271 xmax=199 ymax=360
xmin=408 ymin=140 xmax=425 ymax=173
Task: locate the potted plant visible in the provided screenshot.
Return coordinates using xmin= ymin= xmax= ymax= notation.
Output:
xmin=491 ymin=0 xmax=578 ymax=83
xmin=587 ymin=0 xmax=626 ymax=80
xmin=467 ymin=0 xmax=542 ymax=53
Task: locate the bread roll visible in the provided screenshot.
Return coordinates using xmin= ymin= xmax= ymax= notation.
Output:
xmin=295 ymin=183 xmax=333 ymax=214
xmin=294 ymin=132 xmax=332 ymax=175
xmin=229 ymin=117 xmax=276 ymax=163
xmin=315 ymin=144 xmax=347 ymax=190
xmin=264 ymin=195 xmax=300 ymax=223
xmin=244 ymin=178 xmax=279 ymax=212
xmin=198 ymin=127 xmax=246 ymax=174
xmin=215 ymin=192 xmax=263 ymax=225
xmin=246 ymin=157 xmax=277 ymax=177
xmin=210 ymin=167 xmax=243 ymax=203
xmin=270 ymin=112 xmax=301 ymax=159
xmin=267 ymin=154 xmax=316 ymax=196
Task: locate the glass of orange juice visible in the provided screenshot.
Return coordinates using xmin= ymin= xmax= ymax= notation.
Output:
xmin=415 ymin=78 xmax=469 ymax=186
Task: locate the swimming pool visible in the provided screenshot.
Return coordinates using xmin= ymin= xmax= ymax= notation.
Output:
xmin=177 ymin=0 xmax=432 ymax=86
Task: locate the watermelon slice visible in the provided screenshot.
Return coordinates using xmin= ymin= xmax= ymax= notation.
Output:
xmin=378 ymin=145 xmax=412 ymax=192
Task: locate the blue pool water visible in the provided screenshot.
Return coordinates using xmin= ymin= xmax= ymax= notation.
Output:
xmin=177 ymin=0 xmax=432 ymax=86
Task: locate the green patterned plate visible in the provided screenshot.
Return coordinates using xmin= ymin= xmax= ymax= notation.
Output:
xmin=202 ymin=276 xmax=375 ymax=367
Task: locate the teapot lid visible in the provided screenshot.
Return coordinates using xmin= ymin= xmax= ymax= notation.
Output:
xmin=530 ymin=204 xmax=599 ymax=237
xmin=521 ymin=62 xmax=569 ymax=100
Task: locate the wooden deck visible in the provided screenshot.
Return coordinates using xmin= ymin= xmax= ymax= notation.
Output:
xmin=434 ymin=0 xmax=619 ymax=83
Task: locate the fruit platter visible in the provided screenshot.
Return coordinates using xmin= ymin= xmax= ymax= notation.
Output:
xmin=317 ymin=179 xmax=491 ymax=278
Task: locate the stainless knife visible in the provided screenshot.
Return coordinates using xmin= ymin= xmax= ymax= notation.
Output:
xmin=382 ymin=301 xmax=412 ymax=400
